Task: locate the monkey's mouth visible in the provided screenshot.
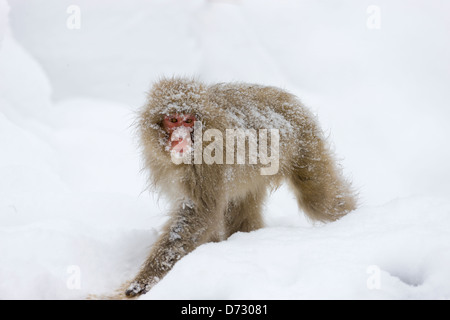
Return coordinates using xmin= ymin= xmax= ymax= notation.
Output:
xmin=170 ymin=138 xmax=192 ymax=154
xmin=168 ymin=126 xmax=193 ymax=155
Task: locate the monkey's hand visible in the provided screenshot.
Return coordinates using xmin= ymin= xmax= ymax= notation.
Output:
xmin=125 ymin=277 xmax=159 ymax=298
xmin=124 ymin=204 xmax=207 ymax=298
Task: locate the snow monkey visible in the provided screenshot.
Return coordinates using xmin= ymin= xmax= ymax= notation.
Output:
xmin=125 ymin=77 xmax=356 ymax=297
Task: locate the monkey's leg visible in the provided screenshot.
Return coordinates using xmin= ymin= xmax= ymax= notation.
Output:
xmin=289 ymin=149 xmax=356 ymax=222
xmin=125 ymin=202 xmax=222 ymax=298
xmin=225 ymin=190 xmax=266 ymax=238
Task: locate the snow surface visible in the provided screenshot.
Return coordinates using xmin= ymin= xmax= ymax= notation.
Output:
xmin=1 ymin=0 xmax=450 ymax=300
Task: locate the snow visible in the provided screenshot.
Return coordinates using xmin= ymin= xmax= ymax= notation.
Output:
xmin=1 ymin=0 xmax=450 ymax=300
xmin=143 ymin=197 xmax=450 ymax=300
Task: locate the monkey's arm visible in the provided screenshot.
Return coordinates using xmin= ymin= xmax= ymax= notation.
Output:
xmin=125 ymin=202 xmax=217 ymax=297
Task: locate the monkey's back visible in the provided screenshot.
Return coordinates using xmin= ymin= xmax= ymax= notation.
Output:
xmin=201 ymin=83 xmax=323 ymax=191
xmin=207 ymin=83 xmax=300 ymax=134
xmin=206 ymin=82 xmax=322 ymax=159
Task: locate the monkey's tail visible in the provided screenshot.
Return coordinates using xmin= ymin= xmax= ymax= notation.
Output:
xmin=288 ymin=150 xmax=357 ymax=223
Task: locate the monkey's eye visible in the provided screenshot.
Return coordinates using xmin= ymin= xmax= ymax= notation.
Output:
xmin=170 ymin=118 xmax=178 ymax=123
xmin=185 ymin=119 xmax=193 ymax=124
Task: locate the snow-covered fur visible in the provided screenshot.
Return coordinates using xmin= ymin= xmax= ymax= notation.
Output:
xmin=126 ymin=77 xmax=356 ymax=297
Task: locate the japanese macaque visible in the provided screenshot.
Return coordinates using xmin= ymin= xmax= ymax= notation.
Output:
xmin=125 ymin=77 xmax=356 ymax=297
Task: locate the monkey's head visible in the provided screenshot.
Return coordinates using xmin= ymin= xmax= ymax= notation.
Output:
xmin=139 ymin=78 xmax=213 ymax=162
xmin=139 ymin=77 xmax=232 ymax=175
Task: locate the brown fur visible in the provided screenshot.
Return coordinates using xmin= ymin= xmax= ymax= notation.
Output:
xmin=124 ymin=77 xmax=356 ymax=297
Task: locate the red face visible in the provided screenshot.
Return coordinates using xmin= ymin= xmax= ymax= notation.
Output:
xmin=162 ymin=114 xmax=196 ymax=154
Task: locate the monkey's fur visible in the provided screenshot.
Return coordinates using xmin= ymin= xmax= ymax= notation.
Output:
xmin=125 ymin=77 xmax=356 ymax=297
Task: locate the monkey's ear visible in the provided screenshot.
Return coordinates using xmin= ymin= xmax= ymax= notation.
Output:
xmin=157 ymin=119 xmax=167 ymax=130
xmin=156 ymin=114 xmax=167 ymax=126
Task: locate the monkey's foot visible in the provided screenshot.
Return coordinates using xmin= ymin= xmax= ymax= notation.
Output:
xmin=125 ymin=277 xmax=159 ymax=298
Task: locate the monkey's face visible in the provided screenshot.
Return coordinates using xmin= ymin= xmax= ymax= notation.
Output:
xmin=162 ymin=114 xmax=196 ymax=155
